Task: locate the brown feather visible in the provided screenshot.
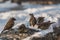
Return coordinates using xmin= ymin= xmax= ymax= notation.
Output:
xmin=29 ymin=14 xmax=37 ymax=27
xmin=38 ymin=21 xmax=55 ymax=30
xmin=2 ymin=17 xmax=16 ymax=33
xmin=37 ymin=17 xmax=45 ymax=24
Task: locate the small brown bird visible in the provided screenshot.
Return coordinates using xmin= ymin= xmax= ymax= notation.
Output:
xmin=29 ymin=14 xmax=37 ymax=27
xmin=37 ymin=21 xmax=55 ymax=30
xmin=19 ymin=24 xmax=27 ymax=33
xmin=37 ymin=17 xmax=45 ymax=24
xmin=19 ymin=24 xmax=26 ymax=30
xmin=2 ymin=17 xmax=16 ymax=33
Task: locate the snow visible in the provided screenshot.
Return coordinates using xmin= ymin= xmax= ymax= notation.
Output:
xmin=0 ymin=0 xmax=60 ymax=40
xmin=0 ymin=0 xmax=18 ymax=12
xmin=23 ymin=24 xmax=54 ymax=40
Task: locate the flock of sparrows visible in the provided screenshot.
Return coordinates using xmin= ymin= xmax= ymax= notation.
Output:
xmin=1 ymin=13 xmax=55 ymax=33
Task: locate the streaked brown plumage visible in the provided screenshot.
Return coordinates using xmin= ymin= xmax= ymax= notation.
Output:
xmin=19 ymin=24 xmax=26 ymax=29
xmin=37 ymin=21 xmax=55 ymax=30
xmin=2 ymin=17 xmax=16 ymax=32
xmin=29 ymin=14 xmax=37 ymax=27
xmin=19 ymin=24 xmax=27 ymax=33
xmin=37 ymin=17 xmax=45 ymax=24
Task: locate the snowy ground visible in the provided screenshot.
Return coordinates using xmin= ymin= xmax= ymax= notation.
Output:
xmin=0 ymin=0 xmax=60 ymax=40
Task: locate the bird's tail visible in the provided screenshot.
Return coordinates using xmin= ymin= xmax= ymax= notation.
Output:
xmin=1 ymin=30 xmax=4 ymax=34
xmin=51 ymin=22 xmax=55 ymax=24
